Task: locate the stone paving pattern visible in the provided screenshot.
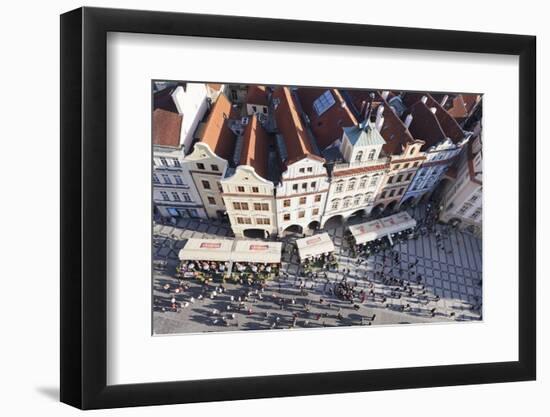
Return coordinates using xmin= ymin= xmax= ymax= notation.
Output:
xmin=152 ymin=204 xmax=482 ymax=334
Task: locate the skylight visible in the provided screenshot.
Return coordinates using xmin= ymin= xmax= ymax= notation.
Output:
xmin=313 ymin=90 xmax=336 ymax=116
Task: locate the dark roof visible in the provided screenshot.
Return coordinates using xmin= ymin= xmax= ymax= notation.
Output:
xmin=246 ymin=85 xmax=269 ymax=106
xmin=153 ymin=87 xmax=179 ymax=113
xmin=273 ymin=87 xmax=321 ymax=165
xmin=152 ymin=109 xmax=183 ymax=147
xmin=201 ymin=94 xmax=239 ymax=161
xmin=239 ymin=115 xmax=271 ymax=179
xmin=407 ymin=101 xmax=447 ymax=147
xmin=296 ymin=88 xmax=358 ymax=150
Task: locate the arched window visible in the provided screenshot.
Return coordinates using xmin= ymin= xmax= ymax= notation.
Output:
xmin=353 ymin=195 xmax=362 ymax=205
xmin=343 ymin=198 xmax=352 ymax=209
xmin=347 ymin=180 xmax=356 ymax=191
xmin=369 ymin=174 xmax=379 ymax=187
xmin=409 ymin=146 xmax=415 ymax=155
xmin=364 ymin=192 xmax=373 ymax=203
xmin=335 ymin=181 xmax=344 ymax=193
xmin=359 ymin=176 xmax=368 ymax=189
xmin=355 ymin=151 xmax=363 ymax=162
xmin=331 ymin=199 xmax=340 ymax=210
xmin=368 ymin=149 xmax=376 ymax=160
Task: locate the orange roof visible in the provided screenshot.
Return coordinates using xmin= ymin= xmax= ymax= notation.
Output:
xmin=239 ymin=115 xmax=271 ymax=179
xmin=273 ymin=87 xmax=319 ymax=164
xmin=296 ymin=87 xmax=358 ymax=150
xmin=152 ymin=109 xmax=182 ymax=147
xmin=246 ymin=85 xmax=268 ymax=106
xmin=447 ymin=94 xmax=481 ymax=119
xmin=201 ymin=94 xmax=238 ymax=161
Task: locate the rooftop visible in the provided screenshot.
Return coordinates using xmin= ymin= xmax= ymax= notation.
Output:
xmin=246 ymin=85 xmax=269 ymax=106
xmin=343 ymin=122 xmax=386 ymax=147
xmin=295 ymin=87 xmax=358 ymax=150
xmin=152 ymin=108 xmax=183 ymax=148
xmin=239 ymin=115 xmax=271 ymax=180
xmin=200 ymin=93 xmax=239 ymax=161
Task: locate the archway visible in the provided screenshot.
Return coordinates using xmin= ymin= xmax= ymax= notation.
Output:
xmin=431 ymin=178 xmax=452 ymax=204
xmin=307 ymin=220 xmax=320 ymax=231
xmin=348 ymin=209 xmax=366 ymax=224
xmin=243 ymin=228 xmax=268 ymax=239
xmin=385 ymin=200 xmax=398 ymax=213
xmin=399 ymin=196 xmax=415 ymax=209
xmin=371 ymin=203 xmax=385 ymax=216
xmin=322 ymin=215 xmax=344 ymax=230
xmin=283 ymin=224 xmax=304 ymax=237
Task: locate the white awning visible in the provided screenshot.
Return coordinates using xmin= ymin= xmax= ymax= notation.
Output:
xmin=178 ymin=238 xmax=233 ymax=262
xmin=349 ymin=211 xmax=417 ymax=245
xmin=296 ymin=232 xmax=335 ymax=260
xmin=231 ymin=240 xmax=282 ymax=264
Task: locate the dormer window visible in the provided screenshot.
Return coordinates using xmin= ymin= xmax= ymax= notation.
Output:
xmin=355 ymin=151 xmax=363 ymax=162
xmin=368 ymin=149 xmax=376 ymax=160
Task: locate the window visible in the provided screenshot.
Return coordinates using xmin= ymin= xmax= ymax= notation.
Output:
xmin=283 ymin=199 xmax=291 ymax=207
xmin=405 ymin=173 xmax=413 ymax=181
xmin=368 ymin=149 xmax=376 ymax=160
xmin=173 ymin=158 xmax=181 ymax=167
xmin=409 ymin=147 xmax=415 ymax=155
xmin=369 ymin=175 xmax=379 ymax=186
xmin=252 ymin=105 xmax=257 ymax=112
xmin=298 ymin=211 xmax=305 ymax=218
xmin=364 ymin=193 xmax=373 ymax=203
xmin=470 ymin=208 xmax=482 ymax=219
xmin=261 ymin=203 xmax=269 ymax=211
xmin=388 ymin=176 xmax=394 ymax=184
xmin=174 ymin=175 xmax=184 ymax=185
xmin=458 ymin=203 xmax=472 ymax=215
xmin=237 ymin=217 xmax=252 ymax=225
xmin=470 ymin=195 xmax=479 ymax=203
xmin=311 ymin=181 xmax=316 ymax=188
xmin=389 ymin=190 xmax=395 ymax=198
xmin=312 ymin=208 xmax=319 ymax=215
xmin=302 ymin=183 xmax=307 ymax=190
xmin=254 ymin=203 xmax=262 ymax=211
xmin=307 ymin=167 xmax=313 ymax=173
xmin=413 ymin=162 xmax=420 ymax=167
xmin=201 ymin=180 xmax=211 ymax=189
xmin=161 ymin=174 xmax=171 ymax=184
xmin=343 ymin=198 xmax=351 ymax=208
xmin=299 ymin=197 xmax=307 ymax=205
xmin=233 ymin=202 xmax=241 ymax=210
xmin=353 ymin=195 xmax=361 ymax=205
xmin=313 ymin=90 xmax=336 ymax=116
xmin=172 ymin=192 xmax=181 ymax=201
xmin=299 ymin=168 xmax=305 ymax=173
xmin=283 ymin=213 xmax=291 ymax=221
xmin=403 ymin=163 xmax=410 ymax=168
xmin=394 ymin=164 xmax=401 ymax=170
xmin=335 ymin=182 xmax=344 ymax=193
xmin=314 ymin=194 xmax=321 ymax=202
xmin=152 ymin=174 xmax=160 ymax=183
xmin=263 ymin=107 xmax=268 ymax=114
xmin=160 ymin=157 xmax=168 ymax=166
xmin=347 ymin=180 xmax=356 ymax=191
xmin=197 ymin=163 xmax=205 ymax=170
xmin=292 ymin=184 xmax=298 ymax=192
xmin=252 ymin=186 xmax=259 ymax=193
xmin=182 ymin=192 xmax=191 ymax=202
xmin=380 ymin=191 xmax=387 ymax=199
xmin=355 ymin=151 xmax=363 ymax=162
xmin=160 ymin=191 xmax=169 ymax=201
xmin=207 ymin=196 xmax=216 ymax=205
xmin=331 ymin=200 xmax=339 ymax=210
xmin=211 ymin=164 xmax=219 ymax=171
xmin=257 ymin=218 xmax=270 ymax=225
xmin=397 ymin=174 xmax=403 ymax=183
xmin=237 ymin=186 xmax=245 ymax=192
xmin=398 ymin=188 xmax=404 ymax=195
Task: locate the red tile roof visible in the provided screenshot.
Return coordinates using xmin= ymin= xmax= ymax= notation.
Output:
xmin=333 ymin=163 xmax=388 ymax=178
xmin=246 ymin=85 xmax=268 ymax=106
xmin=152 ymin=109 xmax=183 ymax=147
xmin=273 ymin=87 xmax=320 ymax=164
xmin=201 ymin=93 xmax=239 ymax=161
xmin=239 ymin=115 xmax=271 ymax=179
xmin=296 ymin=87 xmax=358 ymax=150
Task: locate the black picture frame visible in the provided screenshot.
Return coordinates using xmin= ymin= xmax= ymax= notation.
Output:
xmin=60 ymin=6 xmax=536 ymax=410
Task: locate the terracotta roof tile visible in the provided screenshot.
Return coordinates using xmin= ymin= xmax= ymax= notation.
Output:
xmin=239 ymin=115 xmax=271 ymax=179
xmin=152 ymin=109 xmax=183 ymax=147
xmin=201 ymin=94 xmax=238 ymax=161
xmin=296 ymin=87 xmax=358 ymax=150
xmin=273 ymin=87 xmax=317 ymax=164
xmin=246 ymin=85 xmax=268 ymax=106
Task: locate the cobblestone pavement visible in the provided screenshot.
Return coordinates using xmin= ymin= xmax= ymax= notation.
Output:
xmin=152 ymin=205 xmax=482 ymax=335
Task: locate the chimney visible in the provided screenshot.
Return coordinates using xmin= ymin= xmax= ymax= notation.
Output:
xmin=430 ymin=107 xmax=437 ymax=114
xmin=421 ymin=96 xmax=428 ymax=104
xmin=404 ymin=114 xmax=413 ymax=128
xmin=375 ymin=115 xmax=385 ymax=131
xmin=359 ymin=100 xmax=366 ymax=117
xmin=171 ymin=85 xmax=186 ymax=115
xmin=440 ymin=95 xmax=449 ymax=107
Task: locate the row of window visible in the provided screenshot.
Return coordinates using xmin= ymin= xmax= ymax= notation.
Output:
xmin=387 ymin=172 xmax=413 ymax=184
xmin=282 ymin=208 xmax=320 ymax=221
xmin=334 ymin=175 xmax=379 ymax=194
xmin=380 ymin=187 xmax=405 ymax=199
xmin=159 ymin=191 xmax=192 ymax=202
xmin=236 ymin=217 xmax=271 ymax=225
xmin=392 ymin=161 xmax=420 ymax=170
xmin=353 ymin=149 xmax=377 ymax=162
xmin=291 ymin=181 xmax=317 ymax=192
xmin=283 ymin=194 xmax=322 ymax=207
xmin=154 ymin=157 xmax=181 ymax=168
xmin=232 ymin=202 xmax=270 ymax=211
xmin=297 ymin=166 xmax=315 ymax=174
xmin=330 ymin=193 xmax=373 ymax=211
xmin=153 ymin=173 xmax=186 ymax=186
xmin=196 ymin=163 xmax=220 ymax=172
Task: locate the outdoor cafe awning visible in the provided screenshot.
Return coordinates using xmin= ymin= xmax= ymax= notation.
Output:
xmin=231 ymin=240 xmax=282 ymax=264
xmin=178 ymin=238 xmax=233 ymax=262
xmin=296 ymin=232 xmax=335 ymax=261
xmin=348 ymin=211 xmax=417 ymax=245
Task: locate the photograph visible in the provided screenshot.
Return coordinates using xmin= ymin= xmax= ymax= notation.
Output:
xmin=151 ymin=82 xmax=483 ymax=335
